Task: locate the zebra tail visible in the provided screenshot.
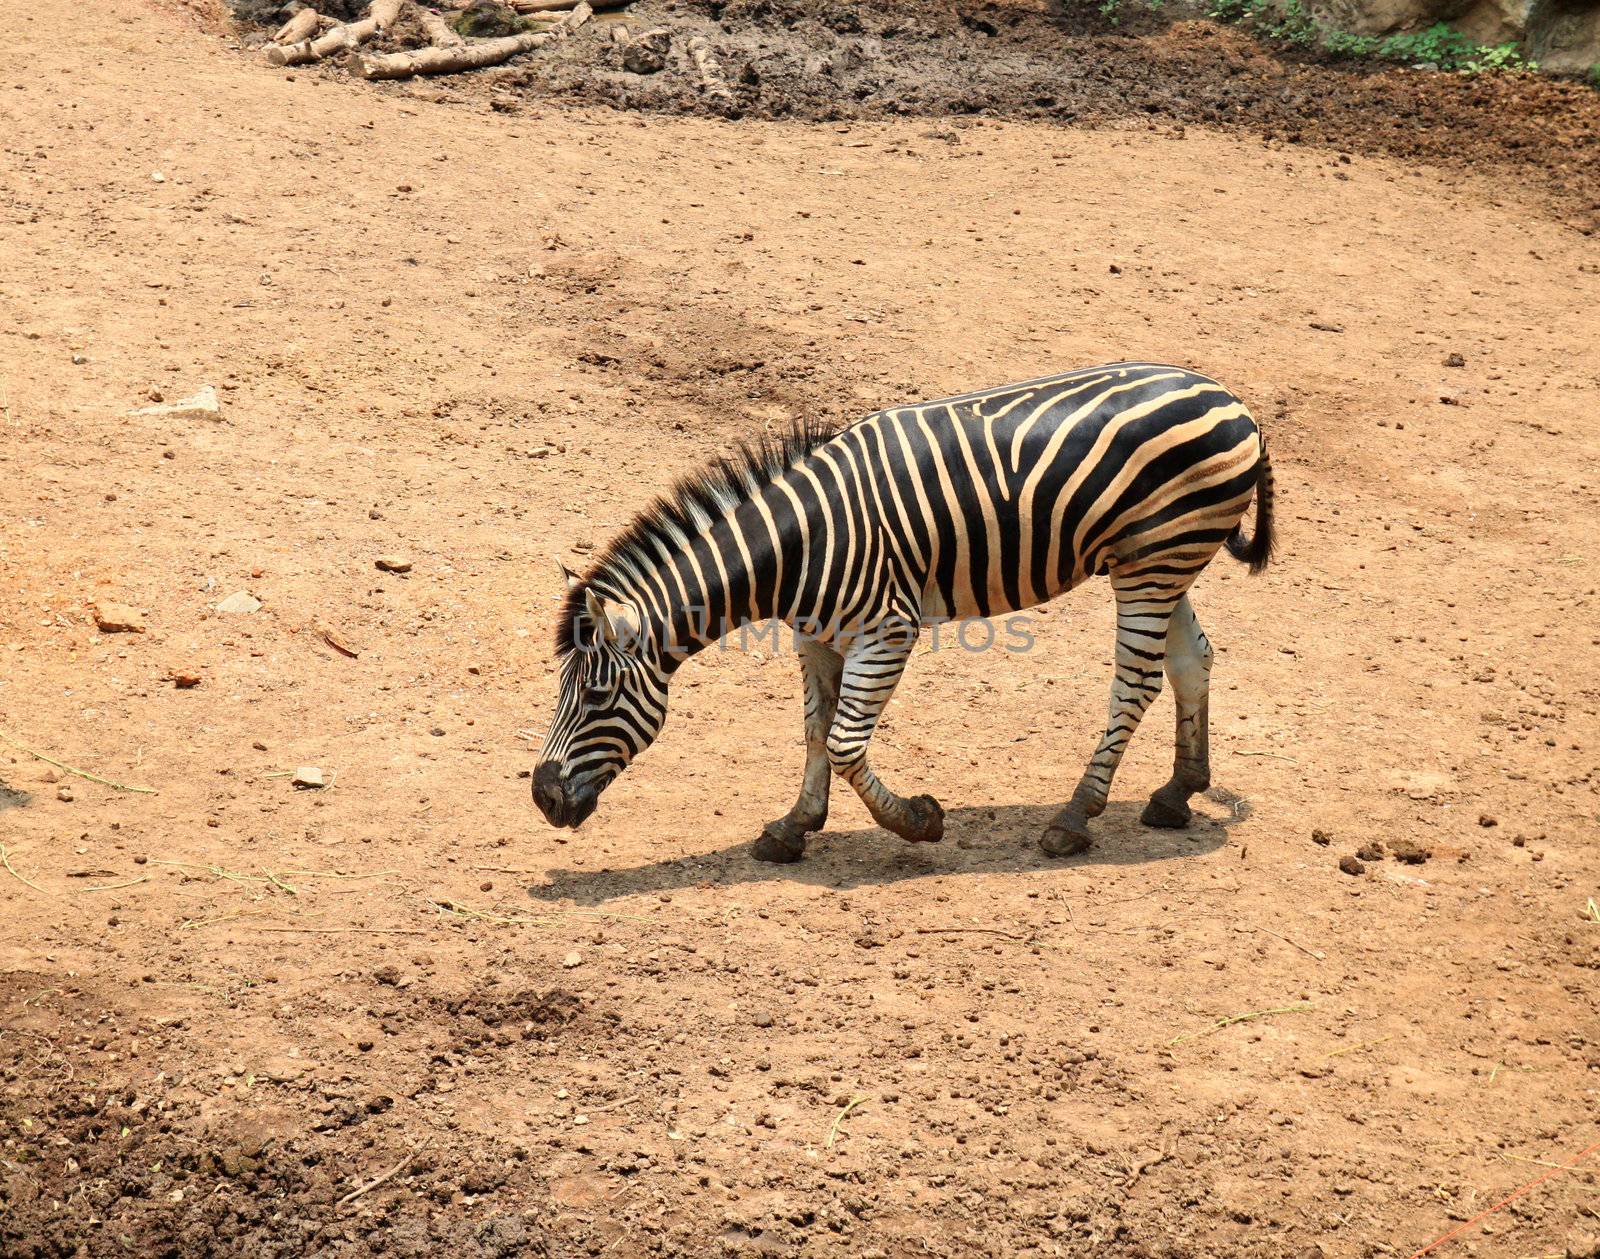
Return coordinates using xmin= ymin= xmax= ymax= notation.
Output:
xmin=1224 ymin=436 xmax=1275 ymax=575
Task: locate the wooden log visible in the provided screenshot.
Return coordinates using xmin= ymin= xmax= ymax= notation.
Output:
xmin=686 ymin=35 xmax=734 ymax=108
xmin=264 ymin=0 xmax=402 ymax=66
xmin=510 ymin=0 xmax=628 ymax=12
xmin=418 ymin=7 xmax=465 ymax=45
xmin=353 ymin=2 xmax=590 ymax=78
xmin=272 ymin=7 xmax=322 ymax=44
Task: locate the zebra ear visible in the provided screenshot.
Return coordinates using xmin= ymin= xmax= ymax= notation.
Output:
xmin=584 ymin=590 xmax=641 ymax=647
xmin=556 ymin=559 xmax=581 ymax=593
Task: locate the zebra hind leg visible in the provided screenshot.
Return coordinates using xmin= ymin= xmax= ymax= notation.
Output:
xmin=753 ymin=640 xmax=842 ymax=864
xmin=1141 ymin=595 xmax=1213 ymax=829
xmin=1040 ymin=577 xmax=1178 ymax=857
xmin=827 ymin=631 xmax=944 ymax=845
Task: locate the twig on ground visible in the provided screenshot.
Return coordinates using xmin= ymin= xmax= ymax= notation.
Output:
xmin=1123 ymin=1134 xmax=1175 ymax=1189
xmin=1166 ymin=1002 xmax=1313 ymax=1047
xmin=584 ymin=1094 xmax=642 ymax=1115
xmin=1408 ymin=1136 xmax=1600 ymax=1258
xmin=0 ymin=728 xmax=158 ymax=794
xmin=84 ymin=875 xmax=151 ymax=892
xmin=248 ymin=925 xmax=427 ymax=936
xmin=1255 ymin=925 xmax=1325 ymax=960
xmin=1233 ymin=749 xmax=1299 ymax=763
xmin=337 ymin=1143 xmax=428 ymax=1208
xmin=914 ymin=926 xmax=1023 ymax=941
xmin=1322 ymin=1034 xmax=1393 ymax=1060
xmin=825 ymin=1095 xmax=869 ymax=1149
xmin=0 ymin=843 xmax=50 ymax=894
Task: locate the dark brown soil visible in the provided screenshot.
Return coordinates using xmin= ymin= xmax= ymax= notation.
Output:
xmin=244 ymin=0 xmax=1600 ymax=229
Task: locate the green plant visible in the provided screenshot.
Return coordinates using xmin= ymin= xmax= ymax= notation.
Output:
xmin=1375 ymin=23 xmax=1532 ymax=72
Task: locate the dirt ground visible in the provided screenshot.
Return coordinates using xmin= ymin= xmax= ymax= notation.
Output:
xmin=3 ymin=1 xmax=1600 ymax=1256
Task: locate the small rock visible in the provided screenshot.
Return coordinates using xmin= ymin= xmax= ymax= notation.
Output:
xmin=291 ymin=766 xmax=326 ymax=789
xmin=375 ymin=556 xmax=413 ymax=574
xmin=1389 ymin=838 xmax=1430 ymax=865
xmin=71 ymin=353 xmax=89 ymax=365
xmin=1355 ymin=840 xmax=1386 ymax=862
xmin=215 ymin=591 xmax=262 ymax=614
xmin=1309 ymin=321 xmax=1344 ymax=333
xmin=151 ymin=171 xmax=166 ymax=182
xmin=1108 ymin=263 xmax=1122 ymax=274
xmin=1443 ymin=352 xmax=1466 ymax=368
xmin=93 ymin=601 xmax=146 ymax=634
xmin=1478 ymin=813 xmax=1498 ymax=828
xmin=1338 ymin=856 xmax=1366 ymax=877
xmin=622 ymin=28 xmax=670 ymax=73
xmin=753 ymin=1011 xmax=774 ymax=1028
xmin=57 ymin=786 xmax=74 ymax=803
xmin=128 ymin=385 xmax=221 ymax=421
xmin=562 ymin=951 xmax=583 ymax=969
xmin=1310 ymin=828 xmax=1332 ymax=846
xmin=251 ymin=741 xmax=268 ymax=752
xmin=173 ymin=672 xmax=201 ymax=689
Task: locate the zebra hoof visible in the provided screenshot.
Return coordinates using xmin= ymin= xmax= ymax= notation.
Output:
xmin=899 ymin=795 xmax=944 ymax=844
xmin=752 ymin=822 xmax=807 ymax=864
xmin=1140 ymin=794 xmax=1192 ymax=829
xmin=1039 ymin=823 xmax=1092 ymax=858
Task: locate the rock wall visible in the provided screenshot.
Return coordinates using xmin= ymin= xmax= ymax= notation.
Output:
xmin=1313 ymin=0 xmax=1600 ymax=71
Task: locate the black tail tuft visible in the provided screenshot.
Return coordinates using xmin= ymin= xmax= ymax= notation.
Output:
xmin=1225 ymin=436 xmax=1275 ymax=575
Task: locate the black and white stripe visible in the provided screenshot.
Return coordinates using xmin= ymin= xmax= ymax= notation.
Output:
xmin=532 ymin=362 xmax=1275 ymax=860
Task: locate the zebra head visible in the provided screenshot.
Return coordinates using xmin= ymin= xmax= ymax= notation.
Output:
xmin=533 ymin=578 xmax=669 ymax=829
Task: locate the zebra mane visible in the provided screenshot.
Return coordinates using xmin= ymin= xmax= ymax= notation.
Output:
xmin=556 ymin=418 xmax=841 ymax=654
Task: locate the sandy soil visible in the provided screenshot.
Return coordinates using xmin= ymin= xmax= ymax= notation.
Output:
xmin=3 ymin=2 xmax=1599 ymax=1256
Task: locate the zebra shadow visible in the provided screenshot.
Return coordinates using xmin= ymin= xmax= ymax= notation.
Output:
xmin=525 ymin=791 xmax=1245 ymax=907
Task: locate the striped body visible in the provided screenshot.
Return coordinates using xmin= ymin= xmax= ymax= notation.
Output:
xmin=533 ymin=363 xmax=1274 ymax=860
xmin=713 ymin=363 xmax=1260 ymax=628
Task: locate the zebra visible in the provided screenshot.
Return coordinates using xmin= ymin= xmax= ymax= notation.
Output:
xmin=532 ymin=362 xmax=1275 ymax=863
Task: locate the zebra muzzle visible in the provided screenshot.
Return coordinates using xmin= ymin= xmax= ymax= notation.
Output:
xmin=532 ymin=763 xmax=599 ymax=829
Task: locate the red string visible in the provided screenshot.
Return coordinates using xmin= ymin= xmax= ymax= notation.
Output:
xmin=1408 ymin=1135 xmax=1600 ymax=1259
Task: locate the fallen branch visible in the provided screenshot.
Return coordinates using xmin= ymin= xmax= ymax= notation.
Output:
xmin=265 ymin=0 xmax=402 ymax=67
xmin=417 ymin=7 xmax=464 ymax=46
xmin=273 ymin=7 xmax=323 ymax=44
xmin=0 ymin=728 xmax=159 ymax=794
xmin=353 ymin=3 xmax=591 ymax=79
xmin=686 ymin=35 xmax=734 ymax=109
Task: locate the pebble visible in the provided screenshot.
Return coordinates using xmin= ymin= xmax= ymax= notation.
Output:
xmin=291 ymin=766 xmax=326 ymax=789
xmin=1339 ymin=856 xmax=1366 ymax=876
xmin=173 ymin=672 xmax=201 ymax=689
xmin=57 ymin=786 xmax=74 ymax=803
xmin=375 ymin=556 xmax=412 ymax=573
xmin=562 ymin=951 xmax=583 ymax=969
xmin=753 ymin=1011 xmax=774 ymax=1028
xmin=1310 ymin=828 xmax=1332 ymax=846
xmin=1443 ymin=352 xmax=1466 ymax=367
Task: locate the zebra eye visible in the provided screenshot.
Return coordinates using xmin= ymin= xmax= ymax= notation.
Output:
xmin=581 ymin=683 xmax=612 ymax=709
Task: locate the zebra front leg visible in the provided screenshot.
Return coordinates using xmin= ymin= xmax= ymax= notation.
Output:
xmin=753 ymin=639 xmax=842 ymax=864
xmin=827 ymin=631 xmax=944 ymax=844
xmin=1141 ymin=595 xmax=1213 ymax=829
xmin=1041 ymin=581 xmax=1177 ymax=857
